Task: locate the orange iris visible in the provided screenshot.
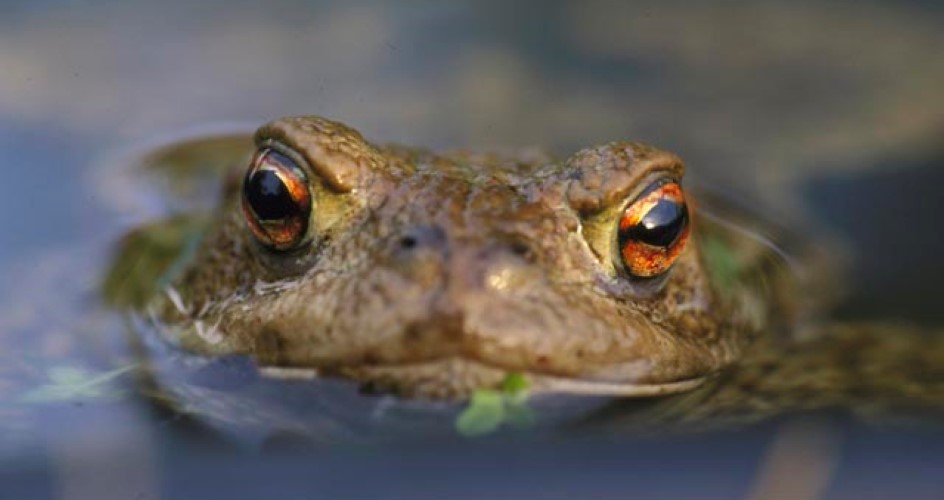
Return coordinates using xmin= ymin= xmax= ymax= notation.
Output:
xmin=617 ymin=181 xmax=690 ymax=278
xmin=241 ymin=149 xmax=312 ymax=251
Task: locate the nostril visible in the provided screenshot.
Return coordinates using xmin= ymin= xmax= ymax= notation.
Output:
xmin=509 ymin=240 xmax=535 ymax=261
xmin=395 ymin=225 xmax=447 ymax=253
xmin=399 ymin=235 xmax=418 ymax=249
xmin=511 ymin=242 xmax=529 ymax=256
xmin=390 ymin=225 xmax=447 ymax=285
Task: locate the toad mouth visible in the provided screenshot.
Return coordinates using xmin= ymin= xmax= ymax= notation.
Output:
xmin=258 ymin=357 xmax=708 ymax=398
xmin=141 ymin=314 xmax=709 ymax=399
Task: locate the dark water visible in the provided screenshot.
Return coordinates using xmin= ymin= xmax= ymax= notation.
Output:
xmin=2 ymin=1 xmax=943 ymax=498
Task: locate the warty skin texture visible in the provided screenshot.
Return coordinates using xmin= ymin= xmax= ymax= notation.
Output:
xmin=154 ymin=116 xmax=762 ymax=399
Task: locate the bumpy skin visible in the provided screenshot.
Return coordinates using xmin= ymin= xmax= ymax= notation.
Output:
xmin=153 ymin=116 xmax=765 ymax=398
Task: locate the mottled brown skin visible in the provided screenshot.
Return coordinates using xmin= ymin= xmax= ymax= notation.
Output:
xmin=152 ymin=116 xmax=768 ymax=399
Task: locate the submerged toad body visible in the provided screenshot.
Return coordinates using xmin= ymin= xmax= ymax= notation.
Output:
xmin=132 ymin=116 xmax=787 ymax=399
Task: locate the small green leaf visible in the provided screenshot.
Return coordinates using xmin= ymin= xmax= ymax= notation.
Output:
xmin=501 ymin=372 xmax=530 ymax=396
xmin=455 ymin=390 xmax=505 ymax=437
xmin=19 ymin=364 xmax=137 ymax=404
xmin=47 ymin=367 xmax=92 ymax=386
xmin=456 ymin=373 xmax=534 ymax=436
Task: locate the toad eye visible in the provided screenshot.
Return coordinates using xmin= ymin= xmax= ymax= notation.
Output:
xmin=241 ymin=148 xmax=312 ymax=251
xmin=616 ymin=180 xmax=691 ymax=278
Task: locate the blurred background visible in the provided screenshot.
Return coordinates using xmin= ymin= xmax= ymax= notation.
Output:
xmin=1 ymin=1 xmax=943 ymax=498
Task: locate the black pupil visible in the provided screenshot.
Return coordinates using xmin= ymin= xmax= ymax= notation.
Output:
xmin=624 ymin=199 xmax=688 ymax=248
xmin=246 ymin=157 xmax=297 ymax=221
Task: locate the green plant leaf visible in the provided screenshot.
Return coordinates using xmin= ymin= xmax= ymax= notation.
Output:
xmin=19 ymin=364 xmax=137 ymax=404
xmin=501 ymin=372 xmax=530 ymax=396
xmin=455 ymin=390 xmax=505 ymax=437
xmin=456 ymin=373 xmax=534 ymax=436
